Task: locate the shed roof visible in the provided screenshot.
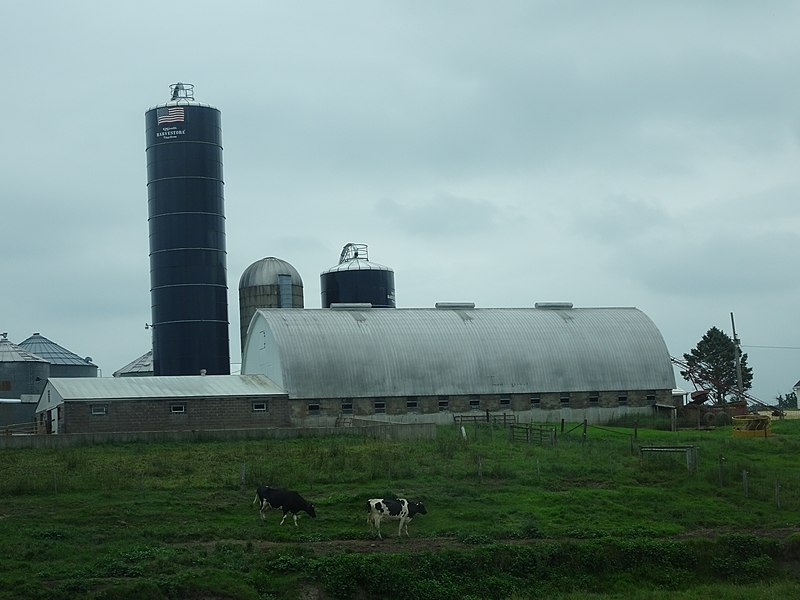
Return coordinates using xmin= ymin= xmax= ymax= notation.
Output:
xmin=241 ymin=306 xmax=676 ymax=399
xmin=41 ymin=374 xmax=285 ymax=402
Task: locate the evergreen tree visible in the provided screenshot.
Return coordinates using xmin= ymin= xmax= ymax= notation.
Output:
xmin=681 ymin=327 xmax=753 ymax=403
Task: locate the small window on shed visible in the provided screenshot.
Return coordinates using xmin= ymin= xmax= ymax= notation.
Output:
xmin=617 ymin=393 xmax=628 ymax=406
xmin=469 ymin=395 xmax=480 ymax=410
xmin=341 ymin=400 xmax=353 ymax=415
xmin=374 ymin=400 xmax=385 ymax=414
xmin=646 ymin=392 xmax=656 ymax=404
xmin=406 ymin=399 xmax=418 ymax=412
xmin=308 ymin=403 xmax=320 ymax=415
xmin=560 ymin=393 xmax=570 ymax=405
xmin=438 ymin=396 xmax=449 ymax=411
xmin=0 ymin=380 xmax=11 ymax=392
xmin=171 ymin=404 xmax=186 ymax=414
xmin=252 ymin=401 xmax=267 ymax=412
xmin=530 ymin=394 xmax=540 ymax=407
xmin=589 ymin=392 xmax=599 ymax=404
xmin=500 ymin=397 xmax=511 ymax=407
xmin=90 ymin=404 xmax=107 ymax=416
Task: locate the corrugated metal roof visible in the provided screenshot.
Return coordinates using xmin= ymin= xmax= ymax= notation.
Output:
xmin=18 ymin=333 xmax=96 ymax=367
xmin=0 ymin=334 xmax=49 ymax=364
xmin=242 ymin=306 xmax=676 ymax=399
xmin=112 ymin=350 xmax=154 ymax=377
xmin=47 ymin=374 xmax=285 ymax=401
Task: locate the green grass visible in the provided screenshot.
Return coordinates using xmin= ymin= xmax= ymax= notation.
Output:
xmin=1 ymin=420 xmax=800 ymax=598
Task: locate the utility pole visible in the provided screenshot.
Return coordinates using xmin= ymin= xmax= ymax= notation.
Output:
xmin=730 ymin=312 xmax=744 ymax=403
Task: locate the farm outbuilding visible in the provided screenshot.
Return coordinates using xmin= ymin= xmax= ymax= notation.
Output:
xmin=241 ymin=303 xmax=676 ymax=424
xmin=34 ymin=374 xmax=288 ymax=434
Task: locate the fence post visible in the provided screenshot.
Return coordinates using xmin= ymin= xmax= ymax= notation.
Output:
xmin=561 ymin=418 xmax=565 ymax=433
xmin=582 ymin=419 xmax=587 ymax=443
xmin=775 ymin=481 xmax=781 ymax=510
xmin=742 ymin=470 xmax=748 ymax=498
xmin=718 ymin=455 xmax=726 ymax=487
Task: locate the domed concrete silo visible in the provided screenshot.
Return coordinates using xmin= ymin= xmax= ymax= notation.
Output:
xmin=18 ymin=333 xmax=98 ymax=378
xmin=0 ymin=333 xmax=50 ymax=399
xmin=145 ymin=82 xmax=230 ymax=376
xmin=238 ymin=257 xmax=304 ymax=350
xmin=320 ymin=243 xmax=395 ymax=308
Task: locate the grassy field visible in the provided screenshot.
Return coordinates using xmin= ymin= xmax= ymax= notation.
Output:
xmin=1 ymin=418 xmax=800 ymax=599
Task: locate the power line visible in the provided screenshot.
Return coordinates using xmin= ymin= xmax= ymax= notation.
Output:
xmin=742 ymin=345 xmax=800 ymax=350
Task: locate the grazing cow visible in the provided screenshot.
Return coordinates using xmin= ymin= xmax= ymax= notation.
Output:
xmin=366 ymin=498 xmax=427 ymax=539
xmin=252 ymin=486 xmax=317 ymax=526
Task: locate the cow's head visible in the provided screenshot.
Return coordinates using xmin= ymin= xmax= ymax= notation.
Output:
xmin=306 ymin=502 xmax=317 ymax=518
xmin=411 ymin=501 xmax=427 ymax=515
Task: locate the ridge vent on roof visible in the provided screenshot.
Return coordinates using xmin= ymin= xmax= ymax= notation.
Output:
xmin=435 ymin=302 xmax=476 ymax=309
xmin=330 ymin=303 xmax=373 ymax=310
xmin=535 ymin=302 xmax=574 ymax=309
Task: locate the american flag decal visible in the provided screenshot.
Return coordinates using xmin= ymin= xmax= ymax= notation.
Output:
xmin=157 ymin=106 xmax=185 ymax=124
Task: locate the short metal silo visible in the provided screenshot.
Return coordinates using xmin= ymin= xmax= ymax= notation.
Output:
xmin=0 ymin=333 xmax=50 ymax=399
xmin=320 ymin=243 xmax=396 ymax=308
xmin=238 ymin=257 xmax=304 ymax=350
xmin=18 ymin=333 xmax=98 ymax=378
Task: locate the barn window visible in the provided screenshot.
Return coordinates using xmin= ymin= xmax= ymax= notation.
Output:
xmin=618 ymin=393 xmax=628 ymax=406
xmin=341 ymin=400 xmax=353 ymax=415
xmin=500 ymin=397 xmax=511 ymax=407
xmin=406 ymin=399 xmax=418 ymax=412
xmin=308 ymin=403 xmax=320 ymax=415
xmin=0 ymin=380 xmax=11 ymax=391
xmin=560 ymin=393 xmax=570 ymax=405
xmin=589 ymin=392 xmax=599 ymax=404
xmin=374 ymin=400 xmax=385 ymax=414
xmin=646 ymin=392 xmax=656 ymax=404
xmin=469 ymin=395 xmax=480 ymax=410
xmin=530 ymin=394 xmax=540 ymax=407
xmin=90 ymin=404 xmax=107 ymax=416
xmin=438 ymin=396 xmax=449 ymax=411
xmin=171 ymin=404 xmax=186 ymax=414
xmin=252 ymin=401 xmax=267 ymax=412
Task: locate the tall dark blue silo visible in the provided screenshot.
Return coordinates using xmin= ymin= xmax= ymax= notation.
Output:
xmin=321 ymin=243 xmax=396 ymax=308
xmin=145 ymin=83 xmax=230 ymax=375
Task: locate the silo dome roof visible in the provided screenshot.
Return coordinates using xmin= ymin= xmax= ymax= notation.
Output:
xmin=321 ymin=242 xmax=393 ymax=274
xmin=239 ymin=257 xmax=304 ymax=289
xmin=0 ymin=333 xmax=49 ymax=364
xmin=18 ymin=333 xmax=96 ymax=366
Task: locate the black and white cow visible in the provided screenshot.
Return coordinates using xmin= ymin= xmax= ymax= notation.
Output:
xmin=366 ymin=498 xmax=427 ymax=539
xmin=253 ymin=486 xmax=317 ymax=526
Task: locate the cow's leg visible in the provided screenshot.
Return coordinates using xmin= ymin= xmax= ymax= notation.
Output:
xmin=375 ymin=517 xmax=383 ymax=540
xmin=398 ymin=518 xmax=405 ymax=537
xmin=259 ymin=500 xmax=267 ymax=520
xmin=293 ymin=513 xmax=299 ymax=527
xmin=280 ymin=511 xmax=288 ymax=525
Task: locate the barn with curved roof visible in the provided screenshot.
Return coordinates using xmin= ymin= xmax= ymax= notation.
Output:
xmin=241 ymin=303 xmax=676 ymax=423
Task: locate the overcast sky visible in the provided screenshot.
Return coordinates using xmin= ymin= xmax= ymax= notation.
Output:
xmin=2 ymin=1 xmax=798 ymax=402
